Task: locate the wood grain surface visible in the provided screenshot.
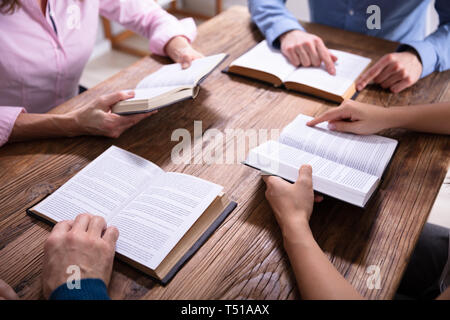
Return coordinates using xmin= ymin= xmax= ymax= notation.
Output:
xmin=0 ymin=6 xmax=449 ymax=300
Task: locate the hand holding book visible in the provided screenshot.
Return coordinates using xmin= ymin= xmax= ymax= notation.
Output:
xmin=263 ymin=164 xmax=323 ymax=241
xmin=245 ymin=114 xmax=398 ymax=207
xmin=164 ymin=36 xmax=204 ymax=69
xmin=69 ymin=91 xmax=157 ymax=138
xmin=112 ymin=54 xmax=227 ymax=115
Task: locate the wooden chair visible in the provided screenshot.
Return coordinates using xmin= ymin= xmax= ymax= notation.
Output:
xmin=101 ymin=0 xmax=223 ymax=57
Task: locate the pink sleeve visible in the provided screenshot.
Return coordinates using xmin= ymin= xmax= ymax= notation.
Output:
xmin=99 ymin=0 xmax=197 ymax=56
xmin=0 ymin=106 xmax=25 ymax=147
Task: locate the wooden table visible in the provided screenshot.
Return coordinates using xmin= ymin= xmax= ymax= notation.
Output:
xmin=0 ymin=6 xmax=449 ymax=300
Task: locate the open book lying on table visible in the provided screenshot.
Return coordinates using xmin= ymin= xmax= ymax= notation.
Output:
xmin=112 ymin=53 xmax=227 ymax=115
xmin=227 ymin=41 xmax=371 ymax=103
xmin=244 ymin=114 xmax=398 ymax=207
xmin=27 ymin=146 xmax=237 ymax=284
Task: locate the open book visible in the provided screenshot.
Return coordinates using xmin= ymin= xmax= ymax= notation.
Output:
xmin=244 ymin=114 xmax=397 ymax=207
xmin=27 ymin=146 xmax=237 ymax=284
xmin=227 ymin=41 xmax=371 ymax=103
xmin=112 ymin=53 xmax=228 ymax=115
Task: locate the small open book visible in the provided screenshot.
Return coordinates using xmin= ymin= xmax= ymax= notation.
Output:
xmin=244 ymin=114 xmax=397 ymax=207
xmin=27 ymin=146 xmax=236 ymax=284
xmin=227 ymin=41 xmax=371 ymax=103
xmin=112 ymin=53 xmax=228 ymax=115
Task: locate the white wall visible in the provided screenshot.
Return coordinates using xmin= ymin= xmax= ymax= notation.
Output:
xmin=427 ymin=0 xmax=439 ymax=35
xmin=285 ymin=0 xmax=310 ymax=21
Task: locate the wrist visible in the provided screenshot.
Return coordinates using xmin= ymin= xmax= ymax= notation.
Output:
xmin=403 ymin=47 xmax=423 ymax=66
xmin=279 ymin=31 xmax=290 ymax=42
xmin=384 ymin=107 xmax=409 ymax=130
xmin=164 ymin=36 xmax=189 ymax=58
xmin=279 ymin=29 xmax=300 ymax=42
xmin=280 ymin=214 xmax=312 ymax=243
xmin=62 ymin=112 xmax=82 ymax=137
xmin=375 ymin=107 xmax=397 ymax=131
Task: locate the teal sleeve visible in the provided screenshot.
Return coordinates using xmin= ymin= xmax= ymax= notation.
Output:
xmin=49 ymin=278 xmax=110 ymax=300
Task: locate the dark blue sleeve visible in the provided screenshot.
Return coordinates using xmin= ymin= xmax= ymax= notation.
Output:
xmin=49 ymin=278 xmax=110 ymax=300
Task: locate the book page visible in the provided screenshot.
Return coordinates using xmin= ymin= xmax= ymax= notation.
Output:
xmin=34 ymin=146 xmax=163 ymax=223
xmin=246 ymin=140 xmax=378 ymax=206
xmin=284 ymin=50 xmax=371 ymax=96
xmin=230 ymin=40 xmax=296 ymax=82
xmin=110 ymin=172 xmax=223 ymax=270
xmin=279 ymin=114 xmax=397 ymax=177
xmin=135 ymin=53 xmax=227 ymax=89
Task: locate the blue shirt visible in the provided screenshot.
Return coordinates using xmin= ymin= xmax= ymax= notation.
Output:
xmin=249 ymin=0 xmax=450 ymax=78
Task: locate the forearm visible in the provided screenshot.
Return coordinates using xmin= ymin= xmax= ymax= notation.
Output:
xmin=282 ymin=222 xmax=364 ymax=300
xmin=99 ymin=0 xmax=196 ymax=57
xmin=385 ymin=102 xmax=450 ymax=134
xmin=9 ymin=113 xmax=79 ymax=142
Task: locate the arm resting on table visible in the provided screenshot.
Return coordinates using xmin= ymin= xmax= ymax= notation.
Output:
xmin=283 ymin=221 xmax=364 ymax=300
xmin=386 ymin=102 xmax=450 ymax=135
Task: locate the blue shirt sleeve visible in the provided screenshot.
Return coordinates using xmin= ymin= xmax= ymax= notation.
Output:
xmin=49 ymin=278 xmax=110 ymax=300
xmin=248 ymin=0 xmax=305 ymax=48
xmin=399 ymin=0 xmax=450 ymax=78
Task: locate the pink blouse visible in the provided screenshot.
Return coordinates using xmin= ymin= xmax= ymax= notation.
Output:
xmin=0 ymin=0 xmax=197 ymax=146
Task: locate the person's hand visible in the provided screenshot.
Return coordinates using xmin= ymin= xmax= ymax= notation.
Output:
xmin=164 ymin=36 xmax=204 ymax=69
xmin=356 ymin=51 xmax=422 ymax=93
xmin=42 ymin=214 xmax=119 ymax=299
xmin=68 ymin=91 xmax=157 ymax=138
xmin=307 ymin=100 xmax=390 ymax=135
xmin=280 ymin=30 xmax=338 ymax=74
xmin=262 ymin=165 xmax=322 ymax=239
xmin=0 ymin=279 xmax=19 ymax=300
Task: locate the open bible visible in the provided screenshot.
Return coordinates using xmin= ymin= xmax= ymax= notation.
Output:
xmin=27 ymin=146 xmax=236 ymax=284
xmin=227 ymin=41 xmax=371 ymax=103
xmin=244 ymin=114 xmax=398 ymax=207
xmin=112 ymin=53 xmax=227 ymax=115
